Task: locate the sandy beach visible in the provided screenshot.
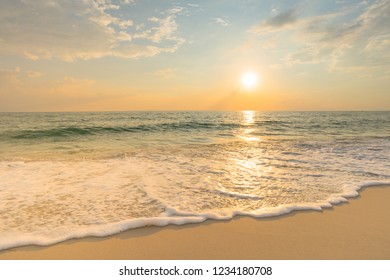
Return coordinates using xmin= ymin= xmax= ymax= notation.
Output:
xmin=0 ymin=185 xmax=389 ymax=260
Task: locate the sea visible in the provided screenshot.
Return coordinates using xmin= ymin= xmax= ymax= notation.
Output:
xmin=0 ymin=111 xmax=389 ymax=250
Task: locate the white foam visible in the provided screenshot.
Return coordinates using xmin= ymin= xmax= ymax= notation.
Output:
xmin=0 ymin=216 xmax=207 ymax=251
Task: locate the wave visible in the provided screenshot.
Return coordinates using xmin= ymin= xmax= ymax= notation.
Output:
xmin=11 ymin=122 xmax=241 ymax=139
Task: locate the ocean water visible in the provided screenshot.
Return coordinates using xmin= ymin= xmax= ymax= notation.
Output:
xmin=0 ymin=111 xmax=389 ymax=250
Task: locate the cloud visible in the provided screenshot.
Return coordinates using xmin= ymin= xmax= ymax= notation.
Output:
xmin=285 ymin=47 xmax=327 ymax=66
xmin=213 ymin=17 xmax=230 ymax=27
xmin=266 ymin=8 xmax=298 ymax=27
xmin=187 ymin=3 xmax=200 ymax=8
xmin=250 ymin=8 xmax=298 ymax=34
xmin=154 ymin=68 xmax=175 ymax=79
xmin=121 ymin=0 xmax=135 ymax=4
xmin=169 ymin=6 xmax=185 ymax=15
xmin=27 ymin=70 xmax=44 ymax=78
xmin=0 ymin=67 xmax=43 ymax=91
xmin=300 ymin=13 xmax=362 ymax=46
xmin=0 ymin=67 xmax=22 ymax=86
xmin=303 ymin=0 xmax=390 ymax=72
xmin=137 ymin=15 xmax=181 ymax=44
xmin=51 ymin=76 xmax=96 ymax=96
xmin=250 ymin=0 xmax=390 ymax=74
xmin=62 ymin=77 xmax=95 ymax=86
xmin=0 ymin=0 xmax=184 ymax=61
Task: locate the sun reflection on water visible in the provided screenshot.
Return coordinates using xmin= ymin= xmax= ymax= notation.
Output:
xmin=223 ymin=110 xmax=266 ymax=199
xmin=240 ymin=111 xmax=260 ymax=142
xmin=243 ymin=110 xmax=255 ymax=125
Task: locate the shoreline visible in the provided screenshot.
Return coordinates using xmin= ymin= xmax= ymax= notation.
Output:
xmin=1 ymin=185 xmax=389 ymax=260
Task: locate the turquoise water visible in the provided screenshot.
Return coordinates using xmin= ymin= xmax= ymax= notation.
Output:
xmin=0 ymin=111 xmax=389 ymax=250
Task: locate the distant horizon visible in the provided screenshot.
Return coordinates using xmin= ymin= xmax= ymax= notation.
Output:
xmin=1 ymin=109 xmax=390 ymax=114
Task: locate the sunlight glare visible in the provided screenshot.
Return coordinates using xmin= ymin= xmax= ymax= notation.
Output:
xmin=240 ymin=111 xmax=260 ymax=141
xmin=241 ymin=72 xmax=259 ymax=89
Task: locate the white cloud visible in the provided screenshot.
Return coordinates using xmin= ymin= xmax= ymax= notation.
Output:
xmin=250 ymin=0 xmax=390 ymax=74
xmin=213 ymin=17 xmax=230 ymax=27
xmin=134 ymin=15 xmax=184 ymax=45
xmin=169 ymin=6 xmax=185 ymax=15
xmin=305 ymin=0 xmax=390 ymax=72
xmin=187 ymin=4 xmax=200 ymax=8
xmin=121 ymin=0 xmax=135 ymax=4
xmin=0 ymin=0 xmax=184 ymax=61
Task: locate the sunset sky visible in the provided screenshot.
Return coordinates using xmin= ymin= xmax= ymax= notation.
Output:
xmin=0 ymin=0 xmax=389 ymax=112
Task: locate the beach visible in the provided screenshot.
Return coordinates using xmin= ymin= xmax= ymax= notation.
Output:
xmin=1 ymin=0 xmax=389 ymax=268
xmin=1 ymin=185 xmax=389 ymax=260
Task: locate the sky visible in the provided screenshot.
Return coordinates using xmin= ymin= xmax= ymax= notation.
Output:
xmin=0 ymin=0 xmax=389 ymax=112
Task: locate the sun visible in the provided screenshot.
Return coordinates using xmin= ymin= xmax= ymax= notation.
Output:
xmin=240 ymin=71 xmax=260 ymax=89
